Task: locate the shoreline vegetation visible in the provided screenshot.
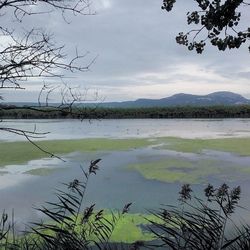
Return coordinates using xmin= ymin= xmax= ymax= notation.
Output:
xmin=0 ymin=162 xmax=247 ymax=248
xmin=1 ymin=105 xmax=250 ymax=119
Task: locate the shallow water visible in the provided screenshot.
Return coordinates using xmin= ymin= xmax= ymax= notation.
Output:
xmin=1 ymin=147 xmax=250 ymax=224
xmin=1 ymin=118 xmax=250 ymax=141
xmin=1 ymin=119 xmax=250 ymax=225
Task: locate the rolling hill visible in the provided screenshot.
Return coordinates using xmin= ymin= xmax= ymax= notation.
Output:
xmin=2 ymin=91 xmax=250 ymax=108
xmin=95 ymin=91 xmax=250 ymax=108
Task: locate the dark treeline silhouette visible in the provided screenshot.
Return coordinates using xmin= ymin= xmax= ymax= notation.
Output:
xmin=2 ymin=105 xmax=250 ymax=119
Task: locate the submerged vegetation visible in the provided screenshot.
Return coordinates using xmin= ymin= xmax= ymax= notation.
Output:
xmin=1 ymin=136 xmax=250 ymax=168
xmin=129 ymin=157 xmax=250 ymax=184
xmin=129 ymin=159 xmax=220 ymax=184
xmin=0 ymin=138 xmax=151 ymax=167
xmin=158 ymin=137 xmax=250 ymax=156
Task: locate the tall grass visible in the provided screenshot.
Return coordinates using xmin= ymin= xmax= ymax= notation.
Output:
xmin=1 ymin=161 xmax=250 ymax=249
xmin=148 ymin=183 xmax=250 ymax=250
xmin=0 ymin=159 xmax=137 ymax=250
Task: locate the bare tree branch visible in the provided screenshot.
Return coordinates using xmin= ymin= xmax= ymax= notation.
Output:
xmin=0 ymin=29 xmax=95 ymax=89
xmin=0 ymin=0 xmax=94 ymax=21
xmin=0 ymin=0 xmax=97 ymax=159
xmin=0 ymin=125 xmax=65 ymax=160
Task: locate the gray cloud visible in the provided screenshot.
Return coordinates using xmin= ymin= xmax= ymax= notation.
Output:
xmin=2 ymin=0 xmax=250 ymax=102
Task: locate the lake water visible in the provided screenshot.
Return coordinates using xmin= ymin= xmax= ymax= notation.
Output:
xmin=1 ymin=118 xmax=250 ymax=141
xmin=1 ymin=118 xmax=250 ymax=225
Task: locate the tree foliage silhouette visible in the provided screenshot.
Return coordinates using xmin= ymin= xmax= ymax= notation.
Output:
xmin=162 ymin=0 xmax=250 ymax=53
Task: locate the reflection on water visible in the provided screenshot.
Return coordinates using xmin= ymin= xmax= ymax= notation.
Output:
xmin=1 ymin=119 xmax=250 ymax=224
xmin=1 ymin=118 xmax=250 ymax=141
xmin=0 ymin=157 xmax=64 ymax=189
xmin=0 ymin=173 xmax=32 ymax=190
xmin=1 ymin=147 xmax=250 ymax=224
xmin=1 ymin=157 xmax=62 ymax=175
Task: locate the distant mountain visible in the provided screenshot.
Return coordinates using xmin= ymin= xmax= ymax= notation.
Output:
xmin=2 ymin=92 xmax=250 ymax=108
xmin=92 ymin=91 xmax=250 ymax=108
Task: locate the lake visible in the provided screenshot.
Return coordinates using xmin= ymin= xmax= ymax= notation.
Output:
xmin=1 ymin=118 xmax=250 ymax=226
xmin=2 ymin=118 xmax=250 ymax=141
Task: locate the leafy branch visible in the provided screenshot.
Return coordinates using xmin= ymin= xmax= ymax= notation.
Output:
xmin=162 ymin=0 xmax=250 ymax=53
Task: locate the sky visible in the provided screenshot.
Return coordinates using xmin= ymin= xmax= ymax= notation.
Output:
xmin=2 ymin=0 xmax=250 ymax=102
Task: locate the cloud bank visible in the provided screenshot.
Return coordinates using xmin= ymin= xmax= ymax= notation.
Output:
xmin=3 ymin=0 xmax=250 ymax=102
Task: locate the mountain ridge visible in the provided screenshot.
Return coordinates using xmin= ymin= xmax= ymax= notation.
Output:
xmin=2 ymin=91 xmax=250 ymax=108
xmin=96 ymin=91 xmax=250 ymax=108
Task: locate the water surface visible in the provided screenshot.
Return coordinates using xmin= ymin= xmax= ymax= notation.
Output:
xmin=1 ymin=118 xmax=250 ymax=141
xmin=1 ymin=119 xmax=250 ymax=225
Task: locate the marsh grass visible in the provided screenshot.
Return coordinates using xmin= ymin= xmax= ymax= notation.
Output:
xmin=148 ymin=183 xmax=250 ymax=250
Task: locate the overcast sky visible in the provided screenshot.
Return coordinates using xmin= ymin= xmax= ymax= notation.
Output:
xmin=3 ymin=0 xmax=250 ymax=102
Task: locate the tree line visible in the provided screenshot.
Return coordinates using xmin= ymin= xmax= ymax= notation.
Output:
xmin=1 ymin=105 xmax=250 ymax=119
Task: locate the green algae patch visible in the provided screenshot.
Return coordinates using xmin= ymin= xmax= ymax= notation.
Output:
xmin=128 ymin=158 xmax=222 ymax=184
xmin=101 ymin=213 xmax=158 ymax=243
xmin=156 ymin=137 xmax=250 ymax=156
xmin=2 ymin=136 xmax=250 ymax=172
xmin=0 ymin=138 xmax=151 ymax=167
xmin=53 ymin=212 xmax=160 ymax=244
xmin=24 ymin=167 xmax=66 ymax=176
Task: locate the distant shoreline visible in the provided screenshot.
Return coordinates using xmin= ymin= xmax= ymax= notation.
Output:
xmin=1 ymin=105 xmax=250 ymax=119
